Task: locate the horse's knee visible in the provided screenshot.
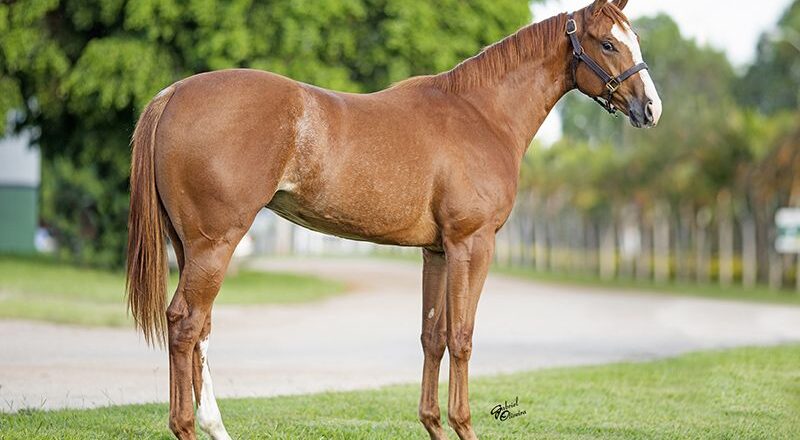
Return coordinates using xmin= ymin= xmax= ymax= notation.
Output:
xmin=419 ymin=406 xmax=442 ymax=429
xmin=447 ymin=407 xmax=472 ymax=433
xmin=447 ymin=329 xmax=473 ymax=362
xmin=421 ymin=330 xmax=447 ymax=359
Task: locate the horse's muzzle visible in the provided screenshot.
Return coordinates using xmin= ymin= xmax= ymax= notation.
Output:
xmin=628 ymin=98 xmax=658 ymax=129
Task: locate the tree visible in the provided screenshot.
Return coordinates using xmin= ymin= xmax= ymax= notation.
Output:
xmin=552 ymin=13 xmax=740 ymax=223
xmin=738 ymin=0 xmax=800 ymax=114
xmin=512 ymin=6 xmax=800 ymax=289
xmin=0 ymin=0 xmax=534 ymax=266
xmin=517 ymin=13 xmax=758 ymax=283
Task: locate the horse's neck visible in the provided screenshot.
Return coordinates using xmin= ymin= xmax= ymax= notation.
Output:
xmin=461 ymin=21 xmax=573 ymax=158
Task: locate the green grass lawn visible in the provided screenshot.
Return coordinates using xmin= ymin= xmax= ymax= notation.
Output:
xmin=2 ymin=345 xmax=798 ymax=439
xmin=0 ymin=255 xmax=346 ymax=327
xmin=498 ymin=266 xmax=800 ymax=306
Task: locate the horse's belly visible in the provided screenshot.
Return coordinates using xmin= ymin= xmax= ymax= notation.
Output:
xmin=266 ymin=190 xmax=438 ymax=247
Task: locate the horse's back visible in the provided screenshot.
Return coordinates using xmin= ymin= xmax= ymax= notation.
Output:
xmin=151 ymin=68 xmax=441 ymax=246
xmin=149 ymin=68 xmax=492 ymax=248
xmin=158 ymin=68 xmax=305 ymax=144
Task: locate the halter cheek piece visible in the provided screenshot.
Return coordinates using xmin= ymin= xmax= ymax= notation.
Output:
xmin=566 ymin=13 xmax=649 ymax=115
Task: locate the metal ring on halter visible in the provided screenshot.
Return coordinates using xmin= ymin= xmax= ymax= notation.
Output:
xmin=565 ymin=13 xmax=649 ymax=116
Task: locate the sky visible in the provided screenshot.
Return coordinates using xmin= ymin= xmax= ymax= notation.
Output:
xmin=531 ymin=0 xmax=794 ymax=143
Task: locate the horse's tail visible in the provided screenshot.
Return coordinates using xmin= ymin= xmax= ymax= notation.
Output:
xmin=126 ymin=85 xmax=176 ymax=347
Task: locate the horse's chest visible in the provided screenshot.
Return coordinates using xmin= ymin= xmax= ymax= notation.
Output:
xmin=437 ymin=166 xmax=518 ymax=231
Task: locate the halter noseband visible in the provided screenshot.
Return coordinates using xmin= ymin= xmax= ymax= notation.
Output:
xmin=566 ymin=13 xmax=649 ymax=115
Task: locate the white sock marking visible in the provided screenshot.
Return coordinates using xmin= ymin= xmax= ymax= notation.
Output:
xmin=196 ymin=337 xmax=232 ymax=440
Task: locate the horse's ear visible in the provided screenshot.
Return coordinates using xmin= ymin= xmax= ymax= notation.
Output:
xmin=613 ymin=0 xmax=629 ymax=10
xmin=589 ymin=0 xmax=609 ymax=17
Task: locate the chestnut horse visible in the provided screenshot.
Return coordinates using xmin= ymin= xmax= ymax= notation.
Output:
xmin=126 ymin=0 xmax=661 ymax=438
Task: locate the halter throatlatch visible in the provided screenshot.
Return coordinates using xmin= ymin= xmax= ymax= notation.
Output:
xmin=566 ymin=13 xmax=649 ymax=115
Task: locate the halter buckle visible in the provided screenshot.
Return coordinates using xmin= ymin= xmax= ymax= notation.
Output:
xmin=566 ymin=19 xmax=577 ymax=35
xmin=605 ymin=78 xmax=620 ymax=93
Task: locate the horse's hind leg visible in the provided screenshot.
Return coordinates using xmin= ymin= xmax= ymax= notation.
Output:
xmin=167 ymin=233 xmax=245 ymax=439
xmin=167 ymin=223 xmax=230 ymax=438
xmin=164 ymin=226 xmax=228 ymax=438
xmin=193 ymin=312 xmax=231 ymax=440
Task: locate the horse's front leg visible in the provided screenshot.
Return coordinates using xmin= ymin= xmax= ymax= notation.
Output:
xmin=444 ymin=227 xmax=495 ymax=440
xmin=419 ymin=249 xmax=450 ymax=440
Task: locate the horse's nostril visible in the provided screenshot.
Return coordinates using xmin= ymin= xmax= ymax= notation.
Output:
xmin=645 ymin=101 xmax=654 ymax=122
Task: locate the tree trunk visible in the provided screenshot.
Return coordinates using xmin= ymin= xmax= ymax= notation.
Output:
xmin=534 ymin=217 xmax=548 ymax=272
xmin=718 ymin=191 xmax=734 ymax=287
xmin=769 ymin=251 xmax=784 ymax=290
xmin=636 ymin=212 xmax=652 ymax=281
xmin=754 ymin=200 xmax=771 ymax=284
xmin=519 ymin=204 xmax=533 ymax=267
xmin=508 ymin=216 xmax=518 ymax=266
xmin=695 ymin=207 xmax=712 ymax=283
xmin=574 ymin=214 xmax=587 ymax=273
xmin=600 ymin=220 xmax=617 ymax=280
xmin=618 ymin=204 xmax=638 ymax=279
xmin=678 ymin=203 xmax=694 ymax=281
xmin=546 ymin=213 xmax=557 ymax=272
xmin=274 ymin=217 xmax=294 ymax=255
xmin=563 ymin=211 xmax=574 ymax=272
xmin=796 ymin=254 xmax=800 ymax=292
xmin=741 ymin=213 xmax=758 ymax=289
xmin=654 ymin=202 xmax=670 ymax=283
xmin=584 ymin=217 xmax=598 ymax=275
xmin=794 ymin=254 xmax=800 ymax=292
xmin=498 ymin=223 xmax=511 ymax=267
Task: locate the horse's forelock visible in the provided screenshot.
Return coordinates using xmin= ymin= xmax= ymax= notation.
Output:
xmin=599 ymin=3 xmax=631 ymax=28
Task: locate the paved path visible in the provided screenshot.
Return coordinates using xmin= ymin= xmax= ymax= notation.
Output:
xmin=2 ymin=258 xmax=800 ymax=412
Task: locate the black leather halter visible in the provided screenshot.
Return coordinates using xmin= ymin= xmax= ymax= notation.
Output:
xmin=566 ymin=13 xmax=649 ymax=115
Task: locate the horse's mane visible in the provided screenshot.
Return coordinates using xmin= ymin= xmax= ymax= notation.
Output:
xmin=392 ymin=13 xmax=567 ymax=93
xmin=394 ymin=4 xmax=630 ymax=94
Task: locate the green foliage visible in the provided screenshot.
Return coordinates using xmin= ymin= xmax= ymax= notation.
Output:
xmin=0 ymin=0 xmax=533 ymax=267
xmin=738 ymin=0 xmax=800 ymax=113
xmin=2 ymin=345 xmax=799 ymax=438
xmin=556 ymin=13 xmax=740 ymax=205
xmin=536 ymin=10 xmax=799 ymax=217
xmin=519 ymin=6 xmax=800 ymax=287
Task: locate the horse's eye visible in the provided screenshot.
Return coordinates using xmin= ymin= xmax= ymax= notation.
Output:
xmin=602 ymin=42 xmax=615 ymax=52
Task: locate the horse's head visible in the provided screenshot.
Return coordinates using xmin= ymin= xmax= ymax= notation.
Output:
xmin=570 ymin=0 xmax=662 ymax=128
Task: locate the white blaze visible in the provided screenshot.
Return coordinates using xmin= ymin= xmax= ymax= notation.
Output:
xmin=196 ymin=337 xmax=232 ymax=440
xmin=611 ymin=23 xmax=663 ymax=124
